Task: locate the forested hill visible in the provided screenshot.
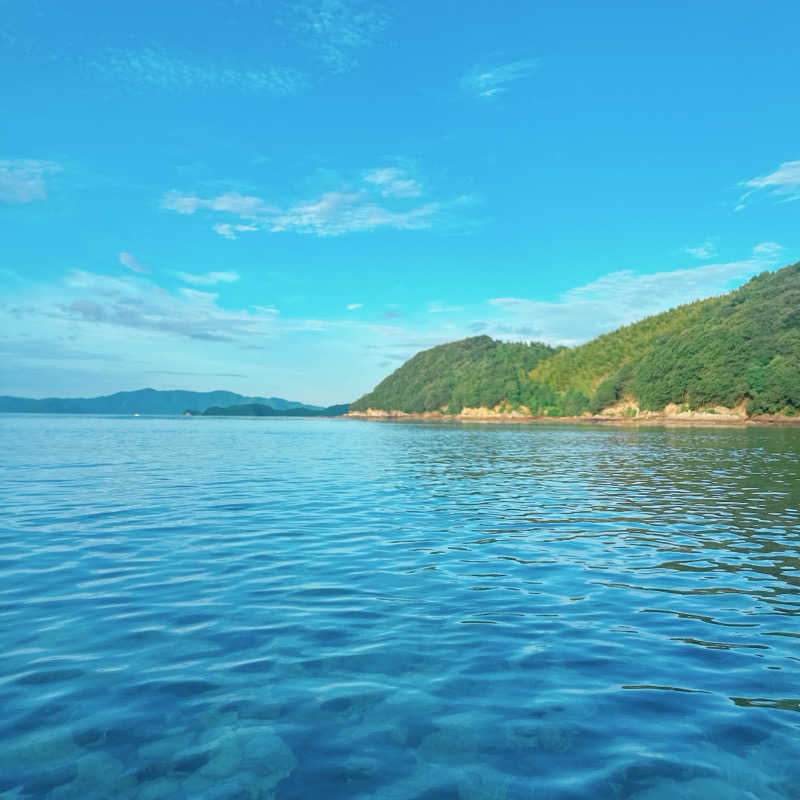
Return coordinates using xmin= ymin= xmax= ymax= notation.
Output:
xmin=351 ymin=262 xmax=800 ymax=417
xmin=350 ymin=337 xmax=558 ymax=413
xmin=0 ymin=389 xmax=318 ymax=415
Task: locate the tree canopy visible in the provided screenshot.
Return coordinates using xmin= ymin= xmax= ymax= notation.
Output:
xmin=350 ymin=336 xmax=558 ymax=414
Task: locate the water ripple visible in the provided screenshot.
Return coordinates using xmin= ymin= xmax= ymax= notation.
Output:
xmin=1 ymin=415 xmax=799 ymax=799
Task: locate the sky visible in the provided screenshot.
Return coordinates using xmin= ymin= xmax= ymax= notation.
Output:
xmin=1 ymin=0 xmax=799 ymax=405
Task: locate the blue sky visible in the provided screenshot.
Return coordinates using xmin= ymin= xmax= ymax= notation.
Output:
xmin=2 ymin=0 xmax=799 ymax=404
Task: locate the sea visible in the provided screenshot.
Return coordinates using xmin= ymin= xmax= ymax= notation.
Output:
xmin=1 ymin=414 xmax=799 ymax=800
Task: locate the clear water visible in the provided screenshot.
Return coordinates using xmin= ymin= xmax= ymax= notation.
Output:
xmin=1 ymin=415 xmax=799 ymax=800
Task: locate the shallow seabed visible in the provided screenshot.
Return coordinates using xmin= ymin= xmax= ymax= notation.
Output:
xmin=1 ymin=415 xmax=799 ymax=799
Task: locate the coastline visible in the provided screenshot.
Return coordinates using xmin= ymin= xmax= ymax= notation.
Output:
xmin=346 ymin=406 xmax=800 ymax=427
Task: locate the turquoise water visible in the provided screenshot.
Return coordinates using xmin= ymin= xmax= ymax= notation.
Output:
xmin=1 ymin=415 xmax=799 ymax=799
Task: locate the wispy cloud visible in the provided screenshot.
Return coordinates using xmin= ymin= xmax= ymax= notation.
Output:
xmin=177 ymin=270 xmax=240 ymax=286
xmin=213 ymin=223 xmax=259 ymax=240
xmin=178 ymin=287 xmax=219 ymax=303
xmin=752 ymin=241 xmax=784 ymax=257
xmin=347 ymin=303 xmax=363 ymax=310
xmin=270 ymin=191 xmax=437 ymax=235
xmin=92 ymin=46 xmax=307 ymax=96
xmin=59 ymin=270 xmax=274 ymax=343
xmin=277 ymin=0 xmax=389 ymax=74
xmin=119 ymin=252 xmax=149 ymax=274
xmin=486 ymin=243 xmax=787 ymax=346
xmin=685 ymin=239 xmax=716 ymax=260
xmin=461 ymin=58 xmax=539 ymax=98
xmin=364 ymin=167 xmax=422 ymax=198
xmin=162 ymin=168 xmax=444 ymax=237
xmin=736 ymin=160 xmax=800 ymax=210
xmin=38 ymin=270 xmax=407 ymax=351
xmin=1 ymin=268 xmax=449 ymax=403
xmin=0 ymin=159 xmax=60 ymax=204
xmin=162 ymin=191 xmax=270 ymax=216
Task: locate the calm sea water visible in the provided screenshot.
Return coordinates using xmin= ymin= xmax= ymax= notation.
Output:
xmin=1 ymin=415 xmax=799 ymax=800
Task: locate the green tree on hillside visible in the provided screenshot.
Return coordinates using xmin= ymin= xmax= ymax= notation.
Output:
xmin=351 ymin=262 xmax=800 ymax=417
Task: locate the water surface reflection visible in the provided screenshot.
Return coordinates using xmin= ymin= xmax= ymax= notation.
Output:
xmin=0 ymin=416 xmax=798 ymax=799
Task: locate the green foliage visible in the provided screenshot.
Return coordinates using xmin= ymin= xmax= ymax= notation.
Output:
xmin=350 ymin=336 xmax=557 ymax=413
xmin=559 ymin=388 xmax=591 ymax=417
xmin=589 ymin=362 xmax=634 ymax=413
xmin=530 ymin=262 xmax=800 ymax=415
xmin=746 ymin=354 xmax=800 ymax=415
xmin=352 ymin=263 xmax=800 ymax=417
xmin=519 ymin=380 xmax=559 ymax=414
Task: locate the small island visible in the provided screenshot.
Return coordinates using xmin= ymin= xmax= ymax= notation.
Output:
xmin=185 ymin=403 xmax=351 ymax=417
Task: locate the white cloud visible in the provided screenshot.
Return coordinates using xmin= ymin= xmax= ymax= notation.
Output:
xmin=177 ymin=270 xmax=240 ymax=286
xmin=745 ymin=160 xmax=800 ymax=197
xmin=93 ymin=46 xmax=307 ymax=96
xmin=119 ymin=252 xmax=149 ymax=273
xmin=178 ymin=287 xmax=218 ymax=304
xmin=347 ymin=303 xmax=363 ymax=310
xmin=685 ymin=239 xmax=716 ymax=260
xmin=737 ymin=160 xmax=800 ymax=209
xmin=213 ymin=223 xmax=259 ymax=239
xmin=752 ymin=241 xmax=784 ymax=257
xmin=163 ymin=184 xmax=440 ymax=237
xmin=57 ymin=270 xmax=275 ymax=343
xmin=364 ymin=167 xmax=422 ymax=198
xmin=270 ymin=191 xmax=438 ymax=235
xmin=486 ymin=247 xmax=786 ymax=346
xmin=0 ymin=159 xmax=60 ymax=204
xmin=461 ymin=59 xmax=539 ymax=98
xmin=161 ymin=191 xmax=268 ymax=216
xmin=277 ymin=0 xmax=389 ymax=74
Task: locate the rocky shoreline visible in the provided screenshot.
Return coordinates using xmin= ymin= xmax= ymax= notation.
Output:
xmin=346 ymin=405 xmax=800 ymax=427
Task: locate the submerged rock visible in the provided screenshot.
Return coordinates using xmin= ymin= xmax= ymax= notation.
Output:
xmin=196 ymin=724 xmax=296 ymax=795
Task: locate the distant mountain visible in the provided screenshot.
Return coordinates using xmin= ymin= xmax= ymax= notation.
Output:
xmin=0 ymin=388 xmax=321 ymax=415
xmin=351 ymin=262 xmax=800 ymax=417
xmin=199 ymin=403 xmax=351 ymax=417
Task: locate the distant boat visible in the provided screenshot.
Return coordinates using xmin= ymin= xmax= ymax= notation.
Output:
xmin=133 ymin=413 xmax=140 ymax=417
